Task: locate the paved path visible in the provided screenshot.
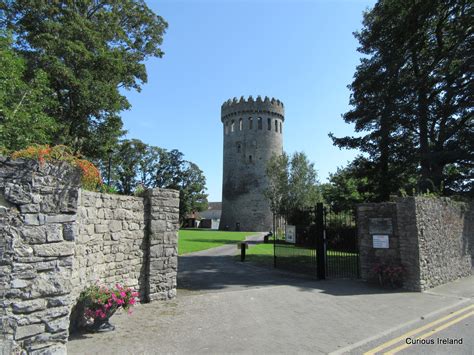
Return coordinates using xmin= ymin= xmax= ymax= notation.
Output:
xmin=68 ymin=238 xmax=474 ymax=354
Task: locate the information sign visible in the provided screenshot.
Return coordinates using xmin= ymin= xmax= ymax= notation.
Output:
xmin=285 ymin=225 xmax=296 ymax=244
xmin=372 ymin=235 xmax=389 ymax=249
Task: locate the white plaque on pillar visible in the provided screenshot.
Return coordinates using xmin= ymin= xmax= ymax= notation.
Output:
xmin=285 ymin=225 xmax=296 ymax=244
xmin=372 ymin=235 xmax=389 ymax=249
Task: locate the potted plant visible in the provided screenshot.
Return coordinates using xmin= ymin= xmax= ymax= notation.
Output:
xmin=78 ymin=284 xmax=139 ymax=332
xmin=372 ymin=262 xmax=405 ymax=289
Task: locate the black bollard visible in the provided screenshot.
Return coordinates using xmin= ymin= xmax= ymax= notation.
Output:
xmin=240 ymin=243 xmax=246 ymax=261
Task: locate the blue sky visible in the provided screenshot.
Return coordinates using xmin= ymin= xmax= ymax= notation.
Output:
xmin=121 ymin=0 xmax=376 ymax=201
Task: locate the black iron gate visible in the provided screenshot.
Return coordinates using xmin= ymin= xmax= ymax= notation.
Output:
xmin=273 ymin=203 xmax=359 ymax=279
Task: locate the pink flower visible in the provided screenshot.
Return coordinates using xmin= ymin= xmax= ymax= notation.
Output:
xmin=120 ymin=291 xmax=126 ymax=298
xmin=129 ymin=298 xmax=136 ymax=305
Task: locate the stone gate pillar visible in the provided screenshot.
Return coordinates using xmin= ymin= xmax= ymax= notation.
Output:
xmin=1 ymin=158 xmax=81 ymax=354
xmin=145 ymin=188 xmax=179 ymax=301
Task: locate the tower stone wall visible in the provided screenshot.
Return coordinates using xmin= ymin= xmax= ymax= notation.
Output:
xmin=219 ymin=96 xmax=284 ymax=232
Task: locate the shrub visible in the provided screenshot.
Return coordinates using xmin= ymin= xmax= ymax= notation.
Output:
xmin=75 ymin=158 xmax=102 ymax=191
xmin=133 ymin=183 xmax=147 ymax=197
xmin=10 ymin=144 xmax=102 ymax=191
xmin=99 ymin=184 xmax=119 ymax=194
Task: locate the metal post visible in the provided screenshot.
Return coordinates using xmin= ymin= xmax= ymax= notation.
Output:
xmin=273 ymin=214 xmax=277 ymax=268
xmin=241 ymin=243 xmax=246 ymax=262
xmin=316 ymin=203 xmax=326 ymax=279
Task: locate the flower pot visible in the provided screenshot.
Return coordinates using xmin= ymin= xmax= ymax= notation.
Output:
xmin=86 ymin=308 xmax=117 ymax=333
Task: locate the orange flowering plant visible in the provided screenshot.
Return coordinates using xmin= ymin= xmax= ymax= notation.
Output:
xmin=11 ymin=144 xmax=102 ymax=191
xmin=75 ymin=158 xmax=102 ymax=191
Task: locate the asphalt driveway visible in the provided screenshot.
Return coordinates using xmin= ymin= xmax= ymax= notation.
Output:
xmin=68 ymin=235 xmax=474 ymax=354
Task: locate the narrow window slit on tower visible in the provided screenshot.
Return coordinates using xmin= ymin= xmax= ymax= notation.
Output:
xmin=275 ymin=119 xmax=278 ymax=132
xmin=237 ymin=144 xmax=241 ymax=153
xmin=248 ymin=117 xmax=253 ymax=129
xmin=231 ymin=120 xmax=235 ymax=132
xmin=280 ymin=121 xmax=282 ymax=133
xmin=258 ymin=117 xmax=262 ymax=130
xmin=267 ymin=118 xmax=271 ymax=130
xmin=239 ymin=118 xmax=243 ymax=131
xmin=249 ymin=155 xmax=252 ymax=163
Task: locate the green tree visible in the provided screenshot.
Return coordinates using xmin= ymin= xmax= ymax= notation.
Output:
xmin=109 ymin=140 xmax=208 ymax=224
xmin=0 ymin=33 xmax=58 ymax=151
xmin=1 ymin=1 xmax=168 ymax=160
xmin=321 ymin=158 xmax=377 ymax=212
xmin=265 ymin=152 xmax=289 ymax=218
xmin=332 ymin=0 xmax=473 ymax=198
xmin=152 ymin=149 xmax=186 ymax=190
xmin=265 ymin=151 xmax=321 ymax=221
xmin=149 ymin=150 xmax=208 ymax=225
xmin=176 ymin=162 xmax=209 ymax=225
xmin=111 ymin=139 xmax=152 ymax=194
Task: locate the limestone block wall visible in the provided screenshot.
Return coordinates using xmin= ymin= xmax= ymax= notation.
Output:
xmin=0 ymin=158 xmax=179 ymax=354
xmin=71 ymin=191 xmax=149 ymax=301
xmin=395 ymin=198 xmax=421 ymax=290
xmin=357 ymin=197 xmax=473 ymax=291
xmin=413 ymin=197 xmax=473 ymax=290
xmin=147 ymin=189 xmax=179 ymax=301
xmin=0 ymin=158 xmax=81 ymax=354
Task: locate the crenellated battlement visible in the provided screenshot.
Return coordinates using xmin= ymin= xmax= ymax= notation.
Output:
xmin=221 ymin=95 xmax=285 ymax=121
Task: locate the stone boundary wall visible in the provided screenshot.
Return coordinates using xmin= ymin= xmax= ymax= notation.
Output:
xmin=395 ymin=198 xmax=421 ymax=290
xmin=414 ymin=198 xmax=473 ymax=289
xmin=0 ymin=158 xmax=179 ymax=354
xmin=72 ymin=191 xmax=149 ymax=303
xmin=357 ymin=197 xmax=473 ymax=291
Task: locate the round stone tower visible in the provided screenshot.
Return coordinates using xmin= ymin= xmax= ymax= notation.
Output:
xmin=219 ymin=95 xmax=284 ymax=232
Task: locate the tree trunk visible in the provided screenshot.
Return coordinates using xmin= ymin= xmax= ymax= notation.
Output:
xmin=418 ymin=89 xmax=431 ymax=192
xmin=412 ymin=50 xmax=431 ymax=193
xmin=378 ymin=107 xmax=391 ymax=201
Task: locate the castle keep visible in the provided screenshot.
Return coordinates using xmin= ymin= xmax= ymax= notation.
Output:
xmin=219 ymin=96 xmax=284 ymax=231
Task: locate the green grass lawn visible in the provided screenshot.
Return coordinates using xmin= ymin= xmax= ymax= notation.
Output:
xmin=178 ymin=229 xmax=256 ymax=255
xmin=243 ymin=243 xmax=359 ymax=277
xmin=243 ymin=243 xmax=275 ymax=266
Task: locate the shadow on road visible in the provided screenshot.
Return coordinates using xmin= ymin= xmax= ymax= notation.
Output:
xmin=177 ymin=254 xmax=405 ymax=297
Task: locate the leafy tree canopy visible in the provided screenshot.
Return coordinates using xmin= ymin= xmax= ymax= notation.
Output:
xmin=331 ymin=0 xmax=473 ymax=199
xmin=110 ymin=139 xmax=208 ymax=225
xmin=0 ymin=32 xmax=58 ymax=151
xmin=0 ymin=0 xmax=167 ymax=160
xmin=265 ymin=151 xmax=321 ymax=221
xmin=321 ymin=158 xmax=378 ymax=212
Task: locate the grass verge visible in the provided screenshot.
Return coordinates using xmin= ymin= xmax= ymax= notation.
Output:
xmin=242 ymin=243 xmax=359 ymax=277
xmin=178 ymin=229 xmax=256 ymax=255
xmin=242 ymin=243 xmax=275 ymax=266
